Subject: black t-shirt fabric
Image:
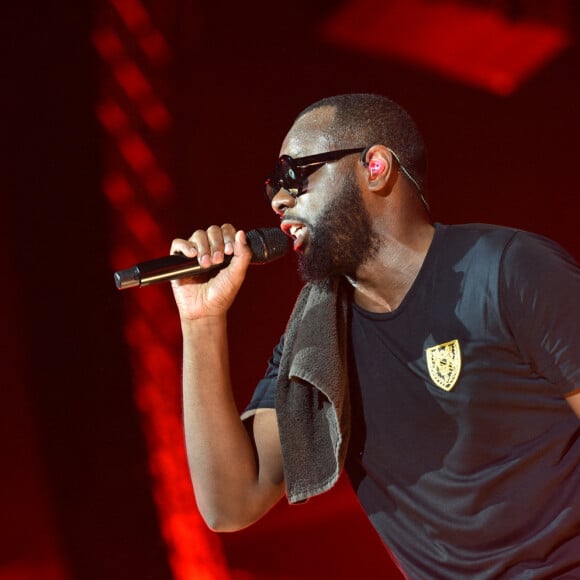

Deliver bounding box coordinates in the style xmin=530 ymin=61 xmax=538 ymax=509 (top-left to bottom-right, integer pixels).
xmin=244 ymin=223 xmax=580 ymax=578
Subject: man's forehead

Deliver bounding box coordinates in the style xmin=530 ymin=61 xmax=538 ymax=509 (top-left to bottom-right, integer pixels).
xmin=280 ymin=106 xmax=336 ymax=157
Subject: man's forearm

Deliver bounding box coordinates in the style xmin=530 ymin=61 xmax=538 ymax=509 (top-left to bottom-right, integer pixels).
xmin=181 ymin=315 xmax=277 ymax=530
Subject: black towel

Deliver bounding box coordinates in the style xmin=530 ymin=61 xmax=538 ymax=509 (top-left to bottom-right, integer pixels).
xmin=276 ymin=278 xmax=351 ymax=504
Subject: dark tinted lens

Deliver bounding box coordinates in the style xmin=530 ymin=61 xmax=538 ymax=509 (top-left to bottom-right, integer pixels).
xmin=279 ymin=156 xmax=301 ymax=191
xmin=264 ymin=156 xmax=302 ymax=202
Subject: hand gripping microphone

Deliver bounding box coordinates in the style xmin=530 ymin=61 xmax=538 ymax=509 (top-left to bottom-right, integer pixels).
xmin=114 ymin=227 xmax=290 ymax=290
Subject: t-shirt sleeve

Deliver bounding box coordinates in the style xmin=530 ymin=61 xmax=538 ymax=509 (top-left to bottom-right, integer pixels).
xmin=500 ymin=231 xmax=580 ymax=395
xmin=240 ymin=335 xmax=284 ymax=420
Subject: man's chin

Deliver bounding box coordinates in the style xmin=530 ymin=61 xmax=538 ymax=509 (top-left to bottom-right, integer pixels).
xmin=297 ymin=254 xmax=320 ymax=283
xmin=297 ymin=254 xmax=341 ymax=283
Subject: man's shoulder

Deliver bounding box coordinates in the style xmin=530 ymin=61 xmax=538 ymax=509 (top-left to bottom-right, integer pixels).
xmin=441 ymin=222 xmax=520 ymax=242
xmin=439 ymin=222 xmax=578 ymax=280
xmin=434 ymin=222 xmax=521 ymax=264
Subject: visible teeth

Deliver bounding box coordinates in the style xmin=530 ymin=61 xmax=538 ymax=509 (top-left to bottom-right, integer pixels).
xmin=290 ymin=225 xmax=301 ymax=238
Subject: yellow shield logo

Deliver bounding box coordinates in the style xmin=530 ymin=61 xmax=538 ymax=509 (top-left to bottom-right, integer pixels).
xmin=425 ymin=340 xmax=461 ymax=391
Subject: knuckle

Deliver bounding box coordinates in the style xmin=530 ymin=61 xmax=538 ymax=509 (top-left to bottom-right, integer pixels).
xmin=221 ymin=223 xmax=236 ymax=240
xmin=207 ymin=225 xmax=225 ymax=249
xmin=191 ymin=230 xmax=210 ymax=249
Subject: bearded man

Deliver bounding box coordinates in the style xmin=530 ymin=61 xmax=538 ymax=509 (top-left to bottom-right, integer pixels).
xmin=170 ymin=94 xmax=580 ymax=578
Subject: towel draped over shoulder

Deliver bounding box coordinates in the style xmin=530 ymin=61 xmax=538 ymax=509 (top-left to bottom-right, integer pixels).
xmin=275 ymin=278 xmax=351 ymax=504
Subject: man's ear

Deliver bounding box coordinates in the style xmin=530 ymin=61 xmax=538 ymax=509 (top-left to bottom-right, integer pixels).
xmin=361 ymin=145 xmax=394 ymax=191
xmin=369 ymin=158 xmax=386 ymax=178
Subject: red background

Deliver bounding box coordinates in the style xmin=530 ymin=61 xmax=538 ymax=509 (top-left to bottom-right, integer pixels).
xmin=2 ymin=1 xmax=579 ymax=578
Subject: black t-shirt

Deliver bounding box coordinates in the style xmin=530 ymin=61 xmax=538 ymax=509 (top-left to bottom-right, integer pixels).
xmin=245 ymin=223 xmax=580 ymax=578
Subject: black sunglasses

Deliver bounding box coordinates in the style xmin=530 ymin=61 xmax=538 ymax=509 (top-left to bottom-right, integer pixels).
xmin=264 ymin=147 xmax=365 ymax=202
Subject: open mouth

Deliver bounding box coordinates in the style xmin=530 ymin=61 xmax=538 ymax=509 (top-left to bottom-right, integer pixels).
xmin=281 ymin=221 xmax=308 ymax=252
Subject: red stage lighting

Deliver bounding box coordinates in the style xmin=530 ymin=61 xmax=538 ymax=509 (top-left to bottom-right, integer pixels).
xmin=322 ymin=0 xmax=573 ymax=95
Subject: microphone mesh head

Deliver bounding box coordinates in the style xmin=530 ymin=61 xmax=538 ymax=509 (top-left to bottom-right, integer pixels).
xmin=247 ymin=228 xmax=290 ymax=264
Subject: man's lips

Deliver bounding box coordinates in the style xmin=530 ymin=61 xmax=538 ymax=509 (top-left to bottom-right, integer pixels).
xmin=281 ymin=221 xmax=308 ymax=252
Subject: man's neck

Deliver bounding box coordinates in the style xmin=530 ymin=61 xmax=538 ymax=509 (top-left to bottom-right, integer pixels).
xmin=350 ymin=221 xmax=435 ymax=313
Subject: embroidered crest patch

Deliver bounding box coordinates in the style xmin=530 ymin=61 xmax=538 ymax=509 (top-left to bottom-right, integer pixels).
xmin=425 ymin=339 xmax=461 ymax=391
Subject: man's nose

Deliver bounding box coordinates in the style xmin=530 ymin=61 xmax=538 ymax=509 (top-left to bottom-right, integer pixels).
xmin=271 ymin=189 xmax=297 ymax=216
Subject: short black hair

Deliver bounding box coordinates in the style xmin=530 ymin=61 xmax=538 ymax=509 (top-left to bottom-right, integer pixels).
xmin=297 ymin=93 xmax=427 ymax=189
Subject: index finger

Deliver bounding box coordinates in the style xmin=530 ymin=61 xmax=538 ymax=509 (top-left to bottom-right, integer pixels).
xmin=220 ymin=223 xmax=237 ymax=256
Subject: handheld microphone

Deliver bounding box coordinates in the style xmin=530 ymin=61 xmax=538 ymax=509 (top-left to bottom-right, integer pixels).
xmin=114 ymin=227 xmax=290 ymax=290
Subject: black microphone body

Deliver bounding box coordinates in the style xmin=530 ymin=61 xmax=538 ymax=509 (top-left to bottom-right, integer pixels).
xmin=114 ymin=227 xmax=290 ymax=290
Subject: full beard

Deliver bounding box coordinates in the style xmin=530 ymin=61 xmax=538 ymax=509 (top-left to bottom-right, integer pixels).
xmin=297 ymin=177 xmax=379 ymax=283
